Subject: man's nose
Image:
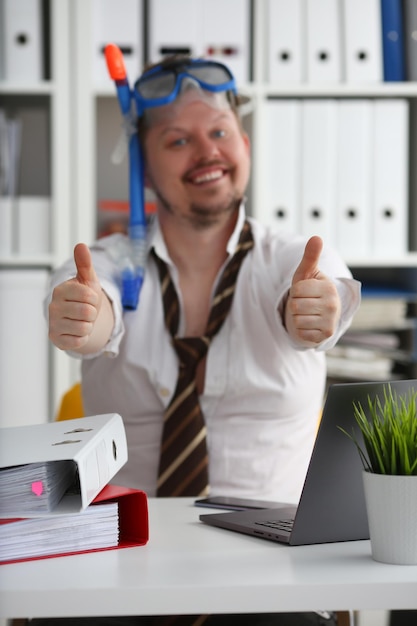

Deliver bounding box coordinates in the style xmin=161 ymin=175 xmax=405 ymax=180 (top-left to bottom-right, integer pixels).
xmin=194 ymin=134 xmax=220 ymax=158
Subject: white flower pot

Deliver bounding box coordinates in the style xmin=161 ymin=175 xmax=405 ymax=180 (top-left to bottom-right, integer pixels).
xmin=363 ymin=471 xmax=417 ymax=565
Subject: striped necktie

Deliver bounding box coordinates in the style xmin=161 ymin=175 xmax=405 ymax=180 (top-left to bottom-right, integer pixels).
xmin=152 ymin=220 xmax=254 ymax=497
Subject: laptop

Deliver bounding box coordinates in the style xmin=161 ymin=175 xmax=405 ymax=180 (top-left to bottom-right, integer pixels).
xmin=199 ymin=379 xmax=417 ymax=546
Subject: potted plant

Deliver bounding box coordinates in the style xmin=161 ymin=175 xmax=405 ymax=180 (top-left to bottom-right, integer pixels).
xmin=341 ymin=383 xmax=417 ymax=565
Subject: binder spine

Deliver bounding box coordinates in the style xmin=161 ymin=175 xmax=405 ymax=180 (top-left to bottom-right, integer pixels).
xmin=380 ymin=0 xmax=406 ymax=81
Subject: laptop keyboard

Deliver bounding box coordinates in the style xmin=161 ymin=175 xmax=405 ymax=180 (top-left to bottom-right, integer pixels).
xmin=255 ymin=518 xmax=294 ymax=533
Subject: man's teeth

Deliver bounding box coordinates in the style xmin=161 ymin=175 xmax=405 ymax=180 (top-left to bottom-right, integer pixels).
xmin=193 ymin=170 xmax=223 ymax=184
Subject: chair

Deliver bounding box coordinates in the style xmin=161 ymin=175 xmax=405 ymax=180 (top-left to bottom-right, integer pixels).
xmin=55 ymin=381 xmax=84 ymax=421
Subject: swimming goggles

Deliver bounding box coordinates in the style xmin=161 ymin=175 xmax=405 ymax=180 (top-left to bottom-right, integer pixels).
xmin=133 ymin=58 xmax=237 ymax=115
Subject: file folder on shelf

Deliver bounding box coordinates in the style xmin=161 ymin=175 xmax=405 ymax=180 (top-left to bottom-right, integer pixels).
xmin=148 ymin=0 xmax=201 ymax=61
xmin=335 ymin=100 xmax=373 ymax=258
xmin=300 ymin=100 xmax=338 ymax=243
xmin=0 ymin=414 xmax=128 ymax=517
xmin=305 ymin=0 xmax=342 ymax=83
xmin=0 ymin=197 xmax=13 ymax=256
xmin=342 ymin=0 xmax=383 ymax=83
xmin=0 ymin=109 xmax=21 ymax=256
xmin=0 ymin=269 xmax=49 ymax=428
xmin=17 ymin=196 xmax=51 ymax=255
xmin=149 ymin=0 xmax=250 ymax=83
xmin=201 ymin=0 xmax=250 ymax=84
xmin=403 ymin=0 xmax=417 ymax=81
xmin=0 ymin=484 xmax=149 ymax=565
xmin=92 ymin=0 xmax=143 ymax=87
xmin=1 ymin=0 xmax=43 ymax=82
xmin=266 ymin=0 xmax=304 ymax=83
xmin=17 ymin=104 xmax=50 ymax=198
xmin=372 ymin=99 xmax=408 ymax=257
xmin=380 ymin=0 xmax=406 ymax=81
xmin=261 ymin=99 xmax=301 ymax=233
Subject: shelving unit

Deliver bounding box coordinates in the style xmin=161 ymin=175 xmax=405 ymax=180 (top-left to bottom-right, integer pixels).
xmin=1 ymin=0 xmax=416 ymax=418
xmin=0 ymin=0 xmax=75 ymax=419
xmin=0 ymin=2 xmax=73 ymax=267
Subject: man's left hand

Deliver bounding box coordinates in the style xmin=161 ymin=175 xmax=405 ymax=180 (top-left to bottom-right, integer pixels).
xmin=285 ymin=236 xmax=341 ymax=348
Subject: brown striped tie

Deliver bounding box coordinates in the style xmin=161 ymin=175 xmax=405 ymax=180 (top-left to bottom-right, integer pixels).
xmin=152 ymin=220 xmax=254 ymax=497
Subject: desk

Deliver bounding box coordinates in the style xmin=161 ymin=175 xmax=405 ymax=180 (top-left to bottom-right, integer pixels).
xmin=1 ymin=498 xmax=416 ymax=619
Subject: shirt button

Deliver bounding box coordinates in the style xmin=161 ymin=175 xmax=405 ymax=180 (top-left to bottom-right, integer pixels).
xmin=159 ymin=387 xmax=170 ymax=397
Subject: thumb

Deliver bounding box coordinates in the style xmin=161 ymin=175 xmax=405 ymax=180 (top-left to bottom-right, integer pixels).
xmin=291 ymin=236 xmax=323 ymax=285
xmin=74 ymin=243 xmax=99 ymax=286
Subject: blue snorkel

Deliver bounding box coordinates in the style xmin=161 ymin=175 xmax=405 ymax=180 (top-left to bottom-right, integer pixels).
xmin=104 ymin=48 xmax=241 ymax=310
xmin=105 ymin=44 xmax=147 ymax=310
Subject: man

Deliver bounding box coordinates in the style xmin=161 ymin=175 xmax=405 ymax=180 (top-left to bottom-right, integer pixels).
xmin=44 ymin=55 xmax=360 ymax=625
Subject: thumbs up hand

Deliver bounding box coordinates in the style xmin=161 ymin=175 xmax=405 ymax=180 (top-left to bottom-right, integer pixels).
xmin=48 ymin=244 xmax=113 ymax=353
xmin=284 ymin=236 xmax=341 ymax=347
xmin=74 ymin=242 xmax=102 ymax=290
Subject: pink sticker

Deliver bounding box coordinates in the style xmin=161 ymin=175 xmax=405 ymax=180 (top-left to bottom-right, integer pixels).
xmin=32 ymin=481 xmax=44 ymax=496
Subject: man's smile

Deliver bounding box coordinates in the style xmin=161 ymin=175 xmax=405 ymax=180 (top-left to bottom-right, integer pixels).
xmin=186 ymin=166 xmax=228 ymax=186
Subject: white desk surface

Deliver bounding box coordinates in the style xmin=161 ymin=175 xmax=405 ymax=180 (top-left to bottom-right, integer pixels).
xmin=1 ymin=498 xmax=416 ymax=619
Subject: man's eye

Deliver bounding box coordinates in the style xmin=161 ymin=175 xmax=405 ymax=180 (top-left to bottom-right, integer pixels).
xmin=171 ymin=137 xmax=187 ymax=147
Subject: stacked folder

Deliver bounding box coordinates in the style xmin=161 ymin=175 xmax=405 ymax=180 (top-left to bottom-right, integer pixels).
xmin=266 ymin=0 xmax=416 ymax=83
xmin=327 ymin=288 xmax=417 ymax=382
xmin=90 ymin=0 xmax=251 ymax=86
xmin=261 ymin=98 xmax=409 ymax=259
xmin=0 ymin=414 xmax=149 ymax=564
xmin=0 ymin=0 xmax=44 ymax=82
xmin=0 ymin=106 xmax=51 ymax=258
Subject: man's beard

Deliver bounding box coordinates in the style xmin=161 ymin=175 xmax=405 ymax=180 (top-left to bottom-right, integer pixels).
xmin=154 ymin=188 xmax=242 ymax=230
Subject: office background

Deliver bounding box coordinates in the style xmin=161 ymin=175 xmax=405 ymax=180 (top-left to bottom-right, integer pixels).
xmin=0 ymin=1 xmax=416 ymax=624
xmin=1 ymin=0 xmax=416 ymax=431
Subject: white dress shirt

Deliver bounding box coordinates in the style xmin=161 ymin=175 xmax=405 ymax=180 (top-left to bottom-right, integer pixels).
xmin=46 ymin=206 xmax=361 ymax=504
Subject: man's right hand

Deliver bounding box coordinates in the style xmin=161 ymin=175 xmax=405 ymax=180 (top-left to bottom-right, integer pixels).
xmin=48 ymin=243 xmax=113 ymax=353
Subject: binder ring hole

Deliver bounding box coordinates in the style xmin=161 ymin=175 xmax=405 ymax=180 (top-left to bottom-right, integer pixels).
xmin=382 ymin=207 xmax=394 ymax=219
xmin=310 ymin=208 xmax=322 ymax=219
xmin=318 ymin=51 xmax=329 ymax=62
xmin=275 ymin=207 xmax=287 ymax=219
xmin=101 ymin=44 xmax=133 ymax=56
xmin=358 ymin=51 xmax=368 ymax=61
xmin=280 ymin=51 xmax=291 ymax=62
xmin=346 ymin=208 xmax=358 ymax=219
xmin=16 ymin=33 xmax=29 ymax=46
xmin=160 ymin=46 xmax=192 ymax=55
xmin=112 ymin=440 xmax=118 ymax=460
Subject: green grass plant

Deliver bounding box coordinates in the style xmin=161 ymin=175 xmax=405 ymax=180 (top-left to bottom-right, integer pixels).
xmin=340 ymin=384 xmax=417 ymax=476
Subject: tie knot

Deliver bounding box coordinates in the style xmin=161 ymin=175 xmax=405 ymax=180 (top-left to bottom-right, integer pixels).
xmin=172 ymin=336 xmax=210 ymax=369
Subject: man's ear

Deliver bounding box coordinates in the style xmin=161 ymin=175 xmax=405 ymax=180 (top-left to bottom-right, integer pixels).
xmin=144 ymin=168 xmax=153 ymax=190
xmin=242 ymin=131 xmax=251 ymax=155
xmin=242 ymin=131 xmax=251 ymax=154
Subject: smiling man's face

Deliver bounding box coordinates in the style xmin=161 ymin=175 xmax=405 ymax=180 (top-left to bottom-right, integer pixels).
xmin=143 ymin=92 xmax=251 ymax=229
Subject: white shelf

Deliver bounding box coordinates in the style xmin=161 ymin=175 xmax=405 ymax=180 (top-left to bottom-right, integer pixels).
xmin=252 ymin=82 xmax=417 ymax=97
xmin=0 ymin=255 xmax=55 ymax=268
xmin=96 ymin=81 xmax=417 ymax=99
xmin=347 ymin=254 xmax=417 ymax=268
xmin=0 ymin=81 xmax=55 ymax=95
